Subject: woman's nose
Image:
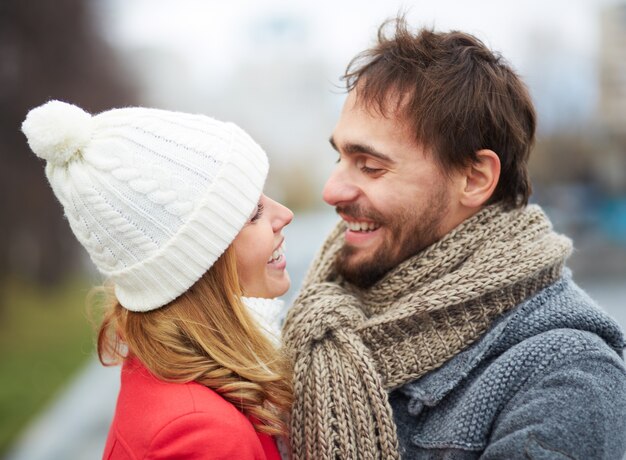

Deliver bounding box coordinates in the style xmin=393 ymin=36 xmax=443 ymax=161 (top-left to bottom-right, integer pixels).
xmin=268 ymin=197 xmax=293 ymax=231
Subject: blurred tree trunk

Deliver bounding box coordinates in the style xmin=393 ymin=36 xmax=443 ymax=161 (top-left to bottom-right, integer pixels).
xmin=0 ymin=0 xmax=137 ymax=286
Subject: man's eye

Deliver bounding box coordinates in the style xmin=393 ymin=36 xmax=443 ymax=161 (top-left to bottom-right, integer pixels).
xmin=361 ymin=165 xmax=383 ymax=174
xmin=355 ymin=157 xmax=384 ymax=175
xmin=359 ymin=160 xmax=385 ymax=174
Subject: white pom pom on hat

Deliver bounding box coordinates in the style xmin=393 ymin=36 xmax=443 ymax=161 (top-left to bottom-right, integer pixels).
xmin=21 ymin=100 xmax=93 ymax=167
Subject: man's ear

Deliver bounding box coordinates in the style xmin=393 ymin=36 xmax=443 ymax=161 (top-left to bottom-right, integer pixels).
xmin=460 ymin=149 xmax=501 ymax=208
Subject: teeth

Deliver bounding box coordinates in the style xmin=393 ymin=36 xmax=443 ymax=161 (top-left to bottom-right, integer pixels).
xmin=346 ymin=221 xmax=379 ymax=232
xmin=268 ymin=242 xmax=285 ymax=263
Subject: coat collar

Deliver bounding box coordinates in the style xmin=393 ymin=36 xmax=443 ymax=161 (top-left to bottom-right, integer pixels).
xmin=398 ymin=270 xmax=625 ymax=410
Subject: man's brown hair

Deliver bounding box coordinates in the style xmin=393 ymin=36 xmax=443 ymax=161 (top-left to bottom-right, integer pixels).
xmin=344 ymin=17 xmax=536 ymax=208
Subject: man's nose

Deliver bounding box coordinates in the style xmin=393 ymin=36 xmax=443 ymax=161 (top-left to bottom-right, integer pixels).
xmin=322 ymin=166 xmax=360 ymax=206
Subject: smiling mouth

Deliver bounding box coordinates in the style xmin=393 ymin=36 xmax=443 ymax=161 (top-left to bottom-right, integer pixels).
xmin=268 ymin=241 xmax=285 ymax=263
xmin=344 ymin=219 xmax=381 ymax=233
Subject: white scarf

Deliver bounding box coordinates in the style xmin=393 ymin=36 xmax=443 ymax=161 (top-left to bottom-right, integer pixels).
xmin=242 ymin=296 xmax=285 ymax=345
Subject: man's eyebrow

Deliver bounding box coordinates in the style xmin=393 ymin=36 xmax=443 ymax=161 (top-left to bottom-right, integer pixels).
xmin=328 ymin=136 xmax=395 ymax=164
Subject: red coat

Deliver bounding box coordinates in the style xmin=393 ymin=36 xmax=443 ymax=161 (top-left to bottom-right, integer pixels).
xmin=103 ymin=357 xmax=282 ymax=459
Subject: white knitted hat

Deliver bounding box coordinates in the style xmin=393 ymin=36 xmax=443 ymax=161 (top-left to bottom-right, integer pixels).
xmin=22 ymin=100 xmax=268 ymax=312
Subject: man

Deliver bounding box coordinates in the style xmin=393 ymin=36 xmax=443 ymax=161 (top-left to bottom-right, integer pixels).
xmin=282 ymin=17 xmax=626 ymax=459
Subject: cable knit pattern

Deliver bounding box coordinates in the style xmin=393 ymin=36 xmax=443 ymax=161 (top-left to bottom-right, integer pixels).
xmin=22 ymin=101 xmax=268 ymax=311
xmin=282 ymin=204 xmax=572 ymax=460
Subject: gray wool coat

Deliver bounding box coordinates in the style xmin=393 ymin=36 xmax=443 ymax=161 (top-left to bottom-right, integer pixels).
xmin=389 ymin=272 xmax=626 ymax=459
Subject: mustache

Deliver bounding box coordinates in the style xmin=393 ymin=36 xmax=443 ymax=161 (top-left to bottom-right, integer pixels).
xmin=336 ymin=204 xmax=384 ymax=222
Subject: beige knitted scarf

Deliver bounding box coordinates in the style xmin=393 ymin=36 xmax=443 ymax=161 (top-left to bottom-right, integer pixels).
xmin=282 ymin=204 xmax=572 ymax=459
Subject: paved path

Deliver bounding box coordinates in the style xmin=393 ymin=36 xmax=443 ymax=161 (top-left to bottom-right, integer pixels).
xmin=5 ymin=211 xmax=626 ymax=460
xmin=5 ymin=360 xmax=119 ymax=460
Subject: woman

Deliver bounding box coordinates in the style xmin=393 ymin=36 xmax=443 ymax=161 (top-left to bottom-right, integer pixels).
xmin=22 ymin=100 xmax=294 ymax=459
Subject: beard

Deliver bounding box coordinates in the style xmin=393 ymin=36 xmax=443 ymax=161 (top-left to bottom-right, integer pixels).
xmin=334 ymin=187 xmax=449 ymax=289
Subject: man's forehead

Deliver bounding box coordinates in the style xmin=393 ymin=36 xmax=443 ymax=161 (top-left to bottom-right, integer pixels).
xmin=338 ymin=92 xmax=414 ymax=141
xmin=332 ymin=98 xmax=434 ymax=168
xmin=347 ymin=83 xmax=411 ymax=119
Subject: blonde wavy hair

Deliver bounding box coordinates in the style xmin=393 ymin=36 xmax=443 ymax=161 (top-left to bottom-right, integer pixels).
xmin=94 ymin=246 xmax=293 ymax=435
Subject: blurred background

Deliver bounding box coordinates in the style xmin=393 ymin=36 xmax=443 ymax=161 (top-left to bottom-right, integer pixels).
xmin=1 ymin=0 xmax=625 ymax=458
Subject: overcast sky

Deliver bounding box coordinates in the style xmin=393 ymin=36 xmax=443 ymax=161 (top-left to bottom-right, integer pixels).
xmin=101 ymin=0 xmax=617 ymax=67
xmin=93 ymin=0 xmax=624 ymax=147
xmin=98 ymin=0 xmax=622 ymax=128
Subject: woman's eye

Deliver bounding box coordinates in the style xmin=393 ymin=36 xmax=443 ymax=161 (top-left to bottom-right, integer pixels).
xmin=249 ymin=203 xmax=264 ymax=223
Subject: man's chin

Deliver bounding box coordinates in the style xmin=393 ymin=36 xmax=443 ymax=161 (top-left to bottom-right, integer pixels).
xmin=335 ymin=248 xmax=393 ymax=289
xmin=339 ymin=245 xmax=371 ymax=270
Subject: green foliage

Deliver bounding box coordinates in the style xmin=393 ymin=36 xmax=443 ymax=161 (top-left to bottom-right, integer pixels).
xmin=0 ymin=277 xmax=95 ymax=456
